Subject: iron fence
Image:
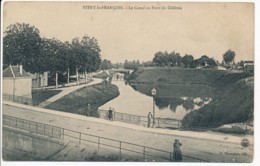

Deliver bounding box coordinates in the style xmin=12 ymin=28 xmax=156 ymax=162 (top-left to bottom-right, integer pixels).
xmin=98 ymin=109 xmax=181 ymax=128
xmin=2 ymin=114 xmax=208 ymax=162
xmin=3 ymin=115 xmax=63 ymax=140
xmin=3 ymin=93 xmax=183 ymax=129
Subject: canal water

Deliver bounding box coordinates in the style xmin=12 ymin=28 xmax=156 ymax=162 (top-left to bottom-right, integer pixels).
xmin=99 ymin=78 xmax=214 ymax=120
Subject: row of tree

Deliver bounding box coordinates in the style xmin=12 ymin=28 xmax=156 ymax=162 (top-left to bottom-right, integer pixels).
xmin=3 ymin=23 xmax=102 ymax=87
xmin=152 ymin=50 xmax=236 ymax=68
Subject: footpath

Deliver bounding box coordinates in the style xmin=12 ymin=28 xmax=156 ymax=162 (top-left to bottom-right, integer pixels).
xmin=38 ymin=78 xmax=102 ymax=107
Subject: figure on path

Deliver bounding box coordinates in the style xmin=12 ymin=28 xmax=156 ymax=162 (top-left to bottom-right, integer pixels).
xmin=173 ymin=139 xmax=183 ymax=161
xmin=147 ymin=112 xmax=153 ymax=127
xmin=108 ymin=107 xmax=114 ymax=121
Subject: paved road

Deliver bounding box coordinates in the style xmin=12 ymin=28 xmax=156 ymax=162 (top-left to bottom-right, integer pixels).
xmin=2 ymin=102 xmax=253 ymax=162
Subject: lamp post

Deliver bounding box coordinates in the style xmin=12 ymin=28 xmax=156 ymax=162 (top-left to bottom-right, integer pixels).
xmin=151 ymin=87 xmax=157 ymax=128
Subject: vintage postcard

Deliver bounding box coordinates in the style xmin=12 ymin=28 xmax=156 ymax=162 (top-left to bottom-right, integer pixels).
xmin=1 ymin=0 xmax=255 ymax=164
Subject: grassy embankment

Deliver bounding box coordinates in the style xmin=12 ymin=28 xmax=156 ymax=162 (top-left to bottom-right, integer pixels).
xmin=45 ymin=81 xmax=119 ymax=115
xmin=126 ymin=67 xmax=253 ymax=129
xmin=32 ymin=89 xmax=62 ymax=105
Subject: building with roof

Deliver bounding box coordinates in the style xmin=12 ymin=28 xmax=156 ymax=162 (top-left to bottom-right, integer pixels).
xmin=3 ymin=65 xmax=32 ymax=98
xmin=243 ymin=61 xmax=254 ymax=74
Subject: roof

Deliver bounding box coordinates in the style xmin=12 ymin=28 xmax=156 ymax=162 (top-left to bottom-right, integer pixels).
xmin=3 ymin=65 xmax=31 ymax=78
xmin=244 ymin=61 xmax=254 ymax=63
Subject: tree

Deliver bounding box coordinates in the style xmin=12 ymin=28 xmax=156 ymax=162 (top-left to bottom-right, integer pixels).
xmin=182 ymin=54 xmax=194 ymax=68
xmin=41 ymin=38 xmax=65 ymax=88
xmin=207 ymin=58 xmax=217 ymax=68
xmin=3 ymin=23 xmax=42 ymax=73
xmin=199 ymin=55 xmax=210 ymax=66
xmin=100 ymin=59 xmax=113 ymax=70
xmin=223 ymin=49 xmax=236 ymax=65
xmin=153 ymin=51 xmax=165 ymax=66
xmin=71 ymin=35 xmax=101 ymax=85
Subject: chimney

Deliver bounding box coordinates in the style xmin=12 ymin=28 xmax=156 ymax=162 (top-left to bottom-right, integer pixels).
xmin=19 ymin=65 xmax=23 ymax=75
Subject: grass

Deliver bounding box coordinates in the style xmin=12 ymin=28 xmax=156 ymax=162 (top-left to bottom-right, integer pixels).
xmin=46 ymin=81 xmax=119 ymax=115
xmin=32 ymin=89 xmax=62 ymax=105
xmin=126 ymin=67 xmax=253 ymax=129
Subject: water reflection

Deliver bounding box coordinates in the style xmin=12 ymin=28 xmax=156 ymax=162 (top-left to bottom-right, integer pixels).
xmin=132 ymin=83 xmax=213 ymax=112
xmin=153 ymin=97 xmax=212 ymax=113
xmin=99 ymin=81 xmax=213 ymax=120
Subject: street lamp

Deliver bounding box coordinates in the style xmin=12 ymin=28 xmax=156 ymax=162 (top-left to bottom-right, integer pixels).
xmin=151 ymin=87 xmax=157 ymax=128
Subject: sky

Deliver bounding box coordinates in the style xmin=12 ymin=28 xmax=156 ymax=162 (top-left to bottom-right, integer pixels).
xmin=3 ymin=2 xmax=254 ymax=63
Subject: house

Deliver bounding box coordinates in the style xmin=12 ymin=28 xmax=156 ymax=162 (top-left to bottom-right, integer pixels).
xmin=243 ymin=61 xmax=254 ymax=74
xmin=3 ymin=65 xmax=32 ymax=98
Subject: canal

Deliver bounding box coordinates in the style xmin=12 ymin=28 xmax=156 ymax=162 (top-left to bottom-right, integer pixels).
xmin=99 ymin=77 xmax=214 ymax=120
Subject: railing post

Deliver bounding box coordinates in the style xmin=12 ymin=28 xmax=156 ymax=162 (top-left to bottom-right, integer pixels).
xmin=79 ymin=132 xmax=81 ymax=145
xmin=143 ymin=146 xmax=146 ymax=160
xmin=62 ymin=128 xmax=64 ymax=140
xmin=119 ymin=141 xmax=122 ymax=156
xmin=36 ymin=123 xmax=38 ymax=134
xmin=98 ymin=137 xmax=100 ymax=150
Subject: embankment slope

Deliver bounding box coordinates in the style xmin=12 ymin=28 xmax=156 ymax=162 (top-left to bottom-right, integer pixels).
xmin=46 ymin=81 xmax=119 ymax=115
xmin=126 ymin=68 xmax=253 ymax=128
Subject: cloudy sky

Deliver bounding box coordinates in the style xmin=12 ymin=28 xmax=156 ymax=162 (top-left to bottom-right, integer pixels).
xmin=3 ymin=2 xmax=254 ymax=63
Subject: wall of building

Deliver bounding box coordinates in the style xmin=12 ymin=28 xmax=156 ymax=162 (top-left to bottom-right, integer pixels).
xmin=3 ymin=77 xmax=32 ymax=98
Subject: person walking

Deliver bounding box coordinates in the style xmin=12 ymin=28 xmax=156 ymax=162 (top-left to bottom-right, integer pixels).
xmin=87 ymin=104 xmax=91 ymax=116
xmin=108 ymin=107 xmax=113 ymax=121
xmin=173 ymin=139 xmax=183 ymax=161
xmin=147 ymin=112 xmax=153 ymax=127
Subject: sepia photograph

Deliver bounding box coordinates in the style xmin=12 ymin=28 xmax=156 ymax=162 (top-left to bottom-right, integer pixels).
xmin=1 ymin=0 xmax=256 ymax=164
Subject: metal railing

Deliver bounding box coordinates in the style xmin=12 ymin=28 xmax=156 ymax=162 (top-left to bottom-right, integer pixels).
xmin=3 ymin=93 xmax=183 ymax=129
xmin=98 ymin=109 xmax=181 ymax=128
xmin=3 ymin=115 xmax=63 ymax=140
xmin=2 ymin=114 xmax=208 ymax=162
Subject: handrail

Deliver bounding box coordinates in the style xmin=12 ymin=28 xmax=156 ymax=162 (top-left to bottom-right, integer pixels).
xmin=3 ymin=93 xmax=183 ymax=128
xmin=3 ymin=114 xmax=208 ymax=162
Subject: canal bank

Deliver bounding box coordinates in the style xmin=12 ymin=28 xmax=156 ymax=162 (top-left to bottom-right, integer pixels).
xmin=125 ymin=67 xmax=253 ymax=128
